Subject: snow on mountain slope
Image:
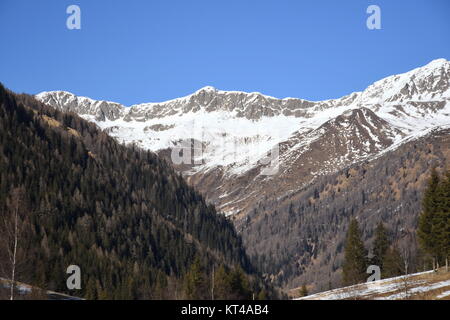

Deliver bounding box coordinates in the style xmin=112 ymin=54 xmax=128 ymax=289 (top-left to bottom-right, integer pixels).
xmin=36 ymin=59 xmax=450 ymax=215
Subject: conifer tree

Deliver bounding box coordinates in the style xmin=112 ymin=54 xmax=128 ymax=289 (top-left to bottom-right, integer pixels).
xmin=418 ymin=168 xmax=448 ymax=269
xmin=435 ymin=171 xmax=450 ymax=269
xmin=228 ymin=267 xmax=251 ymax=300
xmin=342 ymin=218 xmax=368 ymax=285
xmin=183 ymin=256 xmax=209 ymax=299
xmin=418 ymin=169 xmax=439 ymax=260
xmin=372 ymin=222 xmax=389 ymax=270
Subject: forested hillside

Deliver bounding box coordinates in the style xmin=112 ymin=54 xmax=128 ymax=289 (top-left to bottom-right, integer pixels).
xmin=240 ymin=128 xmax=449 ymax=292
xmin=0 ymin=84 xmax=273 ymax=299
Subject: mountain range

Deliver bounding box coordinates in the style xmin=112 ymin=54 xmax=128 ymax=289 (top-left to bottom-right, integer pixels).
xmin=35 ymin=58 xmax=450 ymax=292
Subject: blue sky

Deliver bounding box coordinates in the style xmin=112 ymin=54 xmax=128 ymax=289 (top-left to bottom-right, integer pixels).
xmin=0 ymin=0 xmax=449 ymax=106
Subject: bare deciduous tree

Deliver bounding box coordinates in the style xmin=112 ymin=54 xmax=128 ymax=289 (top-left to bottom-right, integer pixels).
xmin=0 ymin=187 xmax=29 ymax=300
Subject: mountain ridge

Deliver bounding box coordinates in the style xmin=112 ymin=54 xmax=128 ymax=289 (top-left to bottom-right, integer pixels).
xmin=36 ymin=58 xmax=450 ymax=112
xmin=33 ymin=59 xmax=450 ymax=293
xmin=35 ymin=59 xmax=450 ymax=186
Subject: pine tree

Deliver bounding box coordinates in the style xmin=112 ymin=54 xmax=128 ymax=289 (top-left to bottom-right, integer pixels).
xmin=372 ymin=222 xmax=389 ymax=270
xmin=342 ymin=218 xmax=368 ymax=286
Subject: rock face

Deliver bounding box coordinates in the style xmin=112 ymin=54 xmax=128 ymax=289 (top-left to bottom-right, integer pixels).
xmin=36 ymin=59 xmax=450 ymax=292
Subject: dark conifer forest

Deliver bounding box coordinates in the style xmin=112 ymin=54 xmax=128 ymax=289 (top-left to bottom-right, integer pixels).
xmin=0 ymin=84 xmax=274 ymax=299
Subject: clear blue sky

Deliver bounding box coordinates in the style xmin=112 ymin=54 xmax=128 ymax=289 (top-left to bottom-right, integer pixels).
xmin=0 ymin=0 xmax=449 ymax=106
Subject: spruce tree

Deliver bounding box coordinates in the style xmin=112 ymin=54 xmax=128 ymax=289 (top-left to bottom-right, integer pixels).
xmin=435 ymin=171 xmax=450 ymax=269
xmin=372 ymin=222 xmax=389 ymax=270
xmin=418 ymin=169 xmax=439 ymax=254
xmin=342 ymin=218 xmax=368 ymax=286
xmin=418 ymin=168 xmax=445 ymax=268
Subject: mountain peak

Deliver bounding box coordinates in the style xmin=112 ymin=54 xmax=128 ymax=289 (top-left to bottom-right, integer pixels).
xmin=35 ymin=59 xmax=450 ymax=124
xmin=425 ymin=58 xmax=448 ymax=67
xmin=196 ymin=86 xmax=217 ymax=93
xmin=409 ymin=58 xmax=449 ymax=76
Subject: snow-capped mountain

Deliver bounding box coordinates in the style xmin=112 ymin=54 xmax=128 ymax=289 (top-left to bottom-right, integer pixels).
xmin=36 ymin=59 xmax=450 ymax=216
xmin=35 ymin=59 xmax=450 ymax=293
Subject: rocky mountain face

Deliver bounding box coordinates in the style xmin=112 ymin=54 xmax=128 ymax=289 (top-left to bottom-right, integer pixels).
xmin=36 ymin=59 xmax=450 ymax=292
